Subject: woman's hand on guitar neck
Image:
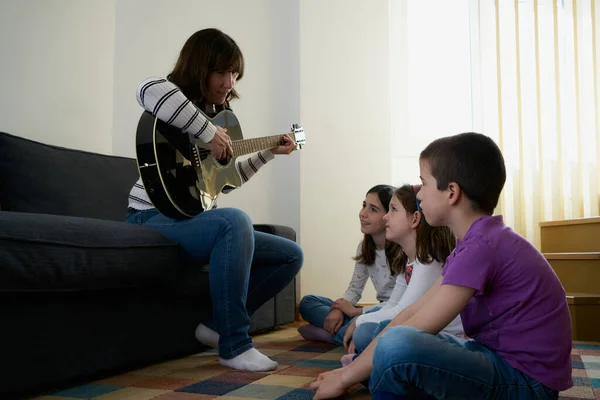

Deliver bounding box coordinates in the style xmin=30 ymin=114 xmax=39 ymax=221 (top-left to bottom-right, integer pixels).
xmin=207 ymin=126 xmax=233 ymax=160
xmin=271 ymin=135 xmax=297 ymax=155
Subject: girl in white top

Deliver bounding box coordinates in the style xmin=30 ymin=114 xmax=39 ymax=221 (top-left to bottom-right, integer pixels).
xmin=298 ymin=185 xmax=401 ymax=345
xmin=342 ymin=184 xmax=464 ymax=358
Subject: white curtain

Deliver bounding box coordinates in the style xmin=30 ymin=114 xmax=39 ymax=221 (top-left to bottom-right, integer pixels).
xmin=390 ymin=0 xmax=600 ymax=247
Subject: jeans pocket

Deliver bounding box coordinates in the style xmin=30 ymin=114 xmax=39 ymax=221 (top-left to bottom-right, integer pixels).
xmin=531 ymin=380 xmax=558 ymax=400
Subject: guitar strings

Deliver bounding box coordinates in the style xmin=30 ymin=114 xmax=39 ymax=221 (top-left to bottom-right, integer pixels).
xmin=195 ymin=136 xmax=286 ymax=158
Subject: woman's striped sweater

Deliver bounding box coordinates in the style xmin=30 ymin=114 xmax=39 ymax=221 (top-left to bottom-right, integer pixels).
xmin=128 ymin=77 xmax=274 ymax=211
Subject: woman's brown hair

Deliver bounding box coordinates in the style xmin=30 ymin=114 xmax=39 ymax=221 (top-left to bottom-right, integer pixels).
xmin=354 ymin=185 xmax=403 ymax=272
xmin=390 ymin=184 xmax=456 ymax=274
xmin=167 ymin=28 xmax=245 ymax=107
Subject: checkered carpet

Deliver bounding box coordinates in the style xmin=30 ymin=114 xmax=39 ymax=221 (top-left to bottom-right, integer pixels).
xmin=563 ymin=343 xmax=600 ymax=400
xmin=31 ymin=326 xmax=599 ymax=400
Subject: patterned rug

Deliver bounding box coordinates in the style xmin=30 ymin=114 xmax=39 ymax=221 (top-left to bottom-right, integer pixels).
xmin=31 ymin=325 xmax=599 ymax=400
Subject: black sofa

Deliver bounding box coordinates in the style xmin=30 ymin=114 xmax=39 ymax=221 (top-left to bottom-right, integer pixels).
xmin=0 ymin=132 xmax=297 ymax=398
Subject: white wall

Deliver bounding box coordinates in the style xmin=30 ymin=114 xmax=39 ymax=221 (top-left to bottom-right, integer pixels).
xmin=112 ymin=0 xmax=301 ymax=232
xmin=0 ymin=0 xmax=396 ymax=303
xmin=0 ymin=0 xmax=115 ymax=153
xmin=298 ymin=0 xmax=393 ymax=302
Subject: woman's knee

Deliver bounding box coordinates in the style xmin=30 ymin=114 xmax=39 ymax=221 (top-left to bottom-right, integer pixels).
xmin=286 ymin=240 xmax=304 ymax=272
xmin=215 ymin=208 xmax=252 ymax=228
xmin=269 ymin=235 xmax=303 ymax=266
xmin=209 ymin=208 xmax=254 ymax=240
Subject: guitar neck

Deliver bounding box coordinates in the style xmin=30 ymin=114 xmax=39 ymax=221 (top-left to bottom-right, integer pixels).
xmin=231 ymin=133 xmax=294 ymax=158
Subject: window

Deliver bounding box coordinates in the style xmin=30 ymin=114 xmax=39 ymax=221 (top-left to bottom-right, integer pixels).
xmin=390 ymin=0 xmax=600 ymax=246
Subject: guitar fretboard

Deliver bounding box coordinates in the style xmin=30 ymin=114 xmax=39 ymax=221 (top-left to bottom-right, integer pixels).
xmin=231 ymin=133 xmax=293 ymax=158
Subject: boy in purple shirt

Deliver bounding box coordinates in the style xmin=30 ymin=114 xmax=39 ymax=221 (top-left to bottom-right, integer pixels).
xmin=311 ymin=132 xmax=572 ymax=399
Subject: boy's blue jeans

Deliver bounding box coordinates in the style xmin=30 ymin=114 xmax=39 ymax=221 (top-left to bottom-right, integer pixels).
xmin=369 ymin=326 xmax=559 ymax=399
xmin=126 ymin=207 xmax=303 ymax=360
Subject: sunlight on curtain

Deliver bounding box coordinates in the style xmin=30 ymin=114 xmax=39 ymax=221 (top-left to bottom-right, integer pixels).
xmin=391 ymin=0 xmax=600 ymax=247
xmin=389 ymin=0 xmax=473 ymax=187
xmin=475 ymin=0 xmax=600 ymax=247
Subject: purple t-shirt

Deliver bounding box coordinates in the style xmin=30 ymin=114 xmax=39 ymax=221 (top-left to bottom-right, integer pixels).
xmin=441 ymin=215 xmax=573 ymax=391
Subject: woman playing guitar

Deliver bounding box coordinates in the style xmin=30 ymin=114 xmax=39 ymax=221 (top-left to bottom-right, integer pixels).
xmin=126 ymin=28 xmax=303 ymax=372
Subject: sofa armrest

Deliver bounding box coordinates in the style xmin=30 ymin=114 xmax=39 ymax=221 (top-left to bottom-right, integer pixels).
xmin=253 ymin=224 xmax=296 ymax=242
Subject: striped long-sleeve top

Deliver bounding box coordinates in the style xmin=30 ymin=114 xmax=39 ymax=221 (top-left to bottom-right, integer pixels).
xmin=128 ymin=77 xmax=274 ymax=210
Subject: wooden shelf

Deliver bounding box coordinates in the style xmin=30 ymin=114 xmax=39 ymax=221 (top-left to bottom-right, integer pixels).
xmin=544 ymin=252 xmax=600 ymax=260
xmin=566 ymin=293 xmax=600 ymax=305
xmin=540 ymin=216 xmax=600 ymax=227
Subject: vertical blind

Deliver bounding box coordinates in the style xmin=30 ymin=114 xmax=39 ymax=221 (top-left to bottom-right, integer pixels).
xmin=390 ymin=0 xmax=600 ymax=247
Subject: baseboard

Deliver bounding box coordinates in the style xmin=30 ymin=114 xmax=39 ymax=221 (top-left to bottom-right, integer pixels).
xmin=295 ymin=302 xmax=379 ymax=321
xmin=356 ymin=302 xmax=378 ymax=307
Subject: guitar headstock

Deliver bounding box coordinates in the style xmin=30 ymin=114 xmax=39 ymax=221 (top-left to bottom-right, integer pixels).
xmin=291 ymin=124 xmax=306 ymax=149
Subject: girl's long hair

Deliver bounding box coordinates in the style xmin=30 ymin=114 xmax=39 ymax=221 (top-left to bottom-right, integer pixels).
xmin=391 ymin=184 xmax=456 ymax=274
xmin=354 ymin=185 xmax=403 ymax=272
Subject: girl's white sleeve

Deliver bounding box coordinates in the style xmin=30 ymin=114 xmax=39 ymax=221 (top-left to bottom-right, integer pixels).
xmin=356 ymin=273 xmax=406 ymax=325
xmin=355 ymin=261 xmax=442 ymax=326
xmin=341 ymin=244 xmax=369 ymax=305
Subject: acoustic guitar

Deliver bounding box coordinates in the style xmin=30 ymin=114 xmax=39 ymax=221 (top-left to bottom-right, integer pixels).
xmin=135 ymin=110 xmax=305 ymax=219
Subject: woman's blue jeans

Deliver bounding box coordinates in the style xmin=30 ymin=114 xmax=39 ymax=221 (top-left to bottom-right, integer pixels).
xmin=369 ymin=326 xmax=559 ymax=399
xmin=126 ymin=207 xmax=303 ymax=359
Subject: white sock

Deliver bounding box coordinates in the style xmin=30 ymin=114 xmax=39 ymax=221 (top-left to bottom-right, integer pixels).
xmin=195 ymin=323 xmax=219 ymax=349
xmin=220 ymin=348 xmax=278 ymax=372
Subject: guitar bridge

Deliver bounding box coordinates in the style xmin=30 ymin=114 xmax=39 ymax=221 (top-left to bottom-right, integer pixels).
xmin=190 ymin=144 xmax=202 ymax=169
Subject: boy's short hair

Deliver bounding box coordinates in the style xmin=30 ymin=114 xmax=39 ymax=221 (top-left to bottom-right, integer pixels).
xmin=419 ymin=132 xmax=506 ymax=215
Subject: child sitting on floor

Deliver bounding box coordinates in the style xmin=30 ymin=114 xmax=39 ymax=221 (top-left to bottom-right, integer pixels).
xmin=298 ymin=185 xmax=400 ymax=346
xmin=311 ymin=132 xmax=572 ymax=400
xmin=342 ymin=184 xmax=463 ymax=363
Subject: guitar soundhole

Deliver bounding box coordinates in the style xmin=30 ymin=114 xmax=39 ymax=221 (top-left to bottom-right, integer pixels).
xmin=217 ymin=157 xmax=230 ymax=166
xmin=184 ymin=165 xmax=198 ymax=181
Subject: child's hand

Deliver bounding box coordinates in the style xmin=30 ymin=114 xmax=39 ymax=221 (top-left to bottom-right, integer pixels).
xmin=347 ymin=340 xmax=356 ymax=355
xmin=324 ymin=309 xmax=344 ymax=335
xmin=343 ymin=319 xmax=357 ymax=350
xmin=331 ymin=298 xmax=361 ymax=317
xmin=310 ymin=367 xmax=350 ymax=400
xmin=313 ymin=367 xmax=345 ymax=382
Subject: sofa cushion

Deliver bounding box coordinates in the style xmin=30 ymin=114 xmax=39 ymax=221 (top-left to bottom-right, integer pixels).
xmin=0 ymin=132 xmax=139 ymax=221
xmin=0 ymin=211 xmax=183 ymax=291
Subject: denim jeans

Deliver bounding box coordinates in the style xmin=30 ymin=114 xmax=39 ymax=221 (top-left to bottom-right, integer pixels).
xmin=126 ymin=207 xmax=303 ymax=359
xmin=369 ymin=326 xmax=559 ymax=400
xmin=298 ymin=295 xmax=380 ymax=346
xmin=353 ymin=319 xmax=389 ymax=354
xmin=298 ymin=295 xmax=354 ymax=345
